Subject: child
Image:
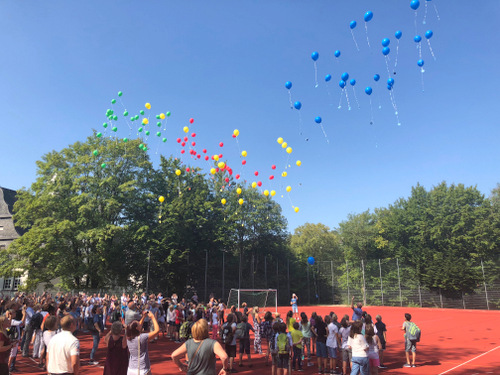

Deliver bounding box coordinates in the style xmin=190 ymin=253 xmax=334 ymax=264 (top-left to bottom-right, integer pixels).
xmin=339 ymin=317 xmax=351 ymax=375
xmin=374 ymin=315 xmax=387 ymax=368
xmin=291 ymin=322 xmax=304 ymax=371
xmin=238 ymin=315 xmax=254 ymax=367
xmin=299 ymin=312 xmax=313 ymax=367
xmin=365 ymin=326 xmax=381 ymax=375
xmin=270 ymin=322 xmax=280 ymax=375
xmin=277 ymin=322 xmax=292 ymax=375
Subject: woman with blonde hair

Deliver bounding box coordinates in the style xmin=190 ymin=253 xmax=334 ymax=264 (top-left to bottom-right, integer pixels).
xmin=0 ymin=315 xmax=15 ymax=375
xmin=172 ymin=319 xmax=228 ymax=375
xmin=250 ymin=307 xmax=262 ymax=355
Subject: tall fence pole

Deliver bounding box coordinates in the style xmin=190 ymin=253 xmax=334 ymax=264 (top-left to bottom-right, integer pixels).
xmin=331 ymin=260 xmax=335 ymax=305
xmin=396 ymin=258 xmax=403 ymax=307
xmin=418 ymin=282 xmax=422 ymax=307
xmin=287 ymin=259 xmax=290 ymax=300
xmin=361 ymin=259 xmax=367 ymax=306
xmin=346 ymin=260 xmax=350 ymax=304
xmin=264 ymin=256 xmax=267 ymax=289
xmin=222 ymin=251 xmax=225 ymax=300
xmin=307 ymin=265 xmax=311 ymax=305
xmin=439 ymin=288 xmax=443 ymax=309
xmin=378 ymin=259 xmax=384 ymax=306
xmin=481 ymin=259 xmax=490 ymax=310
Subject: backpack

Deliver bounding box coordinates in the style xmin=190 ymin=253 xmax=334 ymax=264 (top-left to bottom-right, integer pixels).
xmin=180 ymin=322 xmax=192 ymax=340
xmin=407 ymin=322 xmax=421 ymax=342
xmin=235 ymin=322 xmax=246 ymax=339
xmin=29 ymin=312 xmax=43 ymax=331
xmin=110 ymin=309 xmax=122 ymax=323
xmin=222 ymin=323 xmax=234 ymax=345
xmin=277 ymin=333 xmax=290 ymax=355
xmin=262 ymin=321 xmax=273 ymax=341
xmin=270 ymin=333 xmax=279 ymax=354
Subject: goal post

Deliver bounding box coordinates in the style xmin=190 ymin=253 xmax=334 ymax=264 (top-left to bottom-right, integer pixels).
xmin=227 ymin=289 xmax=278 ymax=313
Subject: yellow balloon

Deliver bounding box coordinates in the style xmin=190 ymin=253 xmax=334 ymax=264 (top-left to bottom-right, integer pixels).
xmin=221 ymin=198 xmax=226 ymax=205
xmin=159 ymin=196 xmax=165 ymax=203
xmin=286 ymin=186 xmax=292 ymax=192
xmin=264 ymin=190 xmax=269 ymax=196
xmin=238 ymin=198 xmax=244 ymax=205
xmin=270 ymin=190 xmax=276 ymax=197
xmin=210 ymin=168 xmax=216 ymax=175
xmin=175 ymin=169 xmax=181 ymax=176
xmin=282 ymin=142 xmax=288 ymax=149
xmin=241 ymin=150 xmax=247 ymax=157
xmin=142 ymin=118 xmax=149 ymax=125
xmin=277 ymin=137 xmax=284 ymax=144
xmin=286 ymin=147 xmax=292 ymax=154
xmin=218 ymin=162 xmax=226 ymax=169
xmin=294 ymin=207 xmax=300 ymax=213
xmin=251 ymin=182 xmax=257 ymax=188
xmin=214 ymin=155 xmax=220 ymax=161
xmin=145 ymin=103 xmax=151 ymax=109
xmin=236 ymin=188 xmax=242 ymax=195
xmin=282 ymin=171 xmax=288 ymax=177
xmin=296 ymin=160 xmax=302 ymax=167
xmin=160 ymin=113 xmax=166 ymax=119
xmin=233 ymin=129 xmax=239 ymax=137
xmin=183 ymin=126 xmax=189 ymax=133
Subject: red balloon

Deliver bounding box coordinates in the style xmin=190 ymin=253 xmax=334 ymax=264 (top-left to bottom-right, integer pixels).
xmin=186 ymin=167 xmax=190 ymax=172
xmin=181 ymin=142 xmax=186 ymax=147
xmin=219 ymin=142 xmax=224 ymax=147
xmin=232 ymin=134 xmax=236 ymax=138
xmin=254 ymin=171 xmax=259 ymax=176
xmin=219 ymin=154 xmax=223 ymax=158
xmin=215 ymin=168 xmax=220 ymax=172
xmin=242 ymin=160 xmax=246 ymax=165
xmin=181 ymin=150 xmax=185 ymax=154
xmin=235 ymin=174 xmax=240 ymax=179
xmin=191 ymin=133 xmax=196 ymax=137
xmin=189 ymin=118 xmax=194 ymax=124
xmin=227 ymin=168 xmax=233 ymax=175
xmin=204 ymin=156 xmax=209 ymax=161
xmin=191 ymin=142 xmax=196 ymax=146
xmin=177 ymin=138 xmax=181 ymax=143
xmin=225 ymin=177 xmax=229 ymax=183
xmin=184 ymin=137 xmax=188 ymax=142
xmin=197 ymin=154 xmax=201 ymax=159
xmin=271 ymin=165 xmax=276 ymax=170
xmin=269 ymin=175 xmax=274 ymax=180
xmin=257 ymin=181 xmax=262 ymax=187
xmin=211 ymin=155 xmax=215 ymax=160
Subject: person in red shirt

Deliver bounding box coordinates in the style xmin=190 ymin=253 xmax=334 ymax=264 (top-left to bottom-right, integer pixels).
xmin=175 ymin=305 xmax=184 ymax=343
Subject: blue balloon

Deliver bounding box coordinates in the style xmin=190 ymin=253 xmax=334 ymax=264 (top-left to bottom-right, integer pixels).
xmin=374 ymin=74 xmax=380 ymax=82
xmin=382 ymin=38 xmax=390 ymax=47
xmin=365 ymin=87 xmax=373 ymax=95
xmin=364 ymin=11 xmax=373 ymax=22
xmin=307 ymin=256 xmax=315 ymax=265
xmin=387 ymin=85 xmax=392 ymax=90
xmin=350 ymin=79 xmax=356 ymax=86
xmin=311 ymin=51 xmax=319 ymax=61
xmin=314 ymin=116 xmax=322 ymax=124
xmin=410 ymin=0 xmax=420 ymax=10
xmin=341 ymin=72 xmax=349 ymax=81
xmin=387 ymin=78 xmax=395 ymax=86
xmin=417 ymin=59 xmax=425 ymax=67
xmin=294 ymin=101 xmax=302 ymax=110
xmin=285 ymin=81 xmax=292 ymax=90
xmin=325 ymin=74 xmax=332 ymax=82
xmin=414 ymin=35 xmax=422 ymax=43
xmin=382 ymin=47 xmax=391 ymax=56
xmin=395 ymin=30 xmax=403 ymax=40
xmin=350 ymin=20 xmax=357 ymax=29
xmin=334 ymin=50 xmax=341 ymax=58
xmin=339 ymin=80 xmax=346 ymax=89
xmin=425 ymin=30 xmax=433 ymax=39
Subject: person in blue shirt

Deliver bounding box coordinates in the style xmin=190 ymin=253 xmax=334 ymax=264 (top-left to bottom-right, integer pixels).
xmin=350 ymin=296 xmax=364 ymax=321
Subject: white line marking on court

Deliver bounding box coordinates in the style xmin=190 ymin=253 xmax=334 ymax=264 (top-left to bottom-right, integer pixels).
xmin=438 ymin=345 xmax=500 ymax=374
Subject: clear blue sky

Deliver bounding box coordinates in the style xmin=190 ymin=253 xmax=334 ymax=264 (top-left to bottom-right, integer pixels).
xmin=1 ymin=0 xmax=500 ymax=232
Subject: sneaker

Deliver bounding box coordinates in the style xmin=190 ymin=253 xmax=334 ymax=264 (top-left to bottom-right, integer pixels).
xmin=298 ymin=369 xmax=304 ymax=372
xmin=412 ymin=364 xmax=416 ymax=367
xmin=403 ymin=363 xmax=412 ymax=368
xmin=88 ymin=360 xmax=99 ymax=366
xmin=378 ymin=365 xmax=387 ymax=369
xmin=308 ymin=363 xmax=315 ymax=367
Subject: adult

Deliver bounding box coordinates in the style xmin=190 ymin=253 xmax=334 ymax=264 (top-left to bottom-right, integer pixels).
xmin=172 ymin=319 xmax=228 ymax=375
xmin=402 ymin=313 xmax=417 ymax=368
xmin=124 ymin=301 xmax=141 ymax=326
xmin=290 ymin=294 xmax=299 ymax=319
xmin=46 ymin=315 xmax=80 ymax=375
xmin=89 ymin=305 xmax=104 ymax=365
xmin=21 ymin=299 xmax=35 ymax=357
xmin=0 ymin=315 xmax=16 ymax=375
xmin=250 ymin=307 xmax=262 ymax=355
xmin=347 ymin=321 xmax=369 ymax=375
xmin=350 ymin=296 xmax=363 ymax=322
xmin=126 ymin=310 xmax=160 ymax=375
xmin=103 ymin=321 xmax=128 ymax=375
xmin=374 ymin=315 xmax=387 ymax=369
xmin=41 ymin=316 xmax=58 ymax=370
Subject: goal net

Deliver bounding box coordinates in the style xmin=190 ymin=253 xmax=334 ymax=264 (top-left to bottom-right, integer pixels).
xmin=227 ymin=289 xmax=278 ymax=313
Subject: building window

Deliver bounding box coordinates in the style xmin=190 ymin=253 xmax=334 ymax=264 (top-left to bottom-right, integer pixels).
xmin=0 ymin=226 xmax=4 ymax=230
xmin=13 ymin=277 xmax=21 ymax=290
xmin=3 ymin=278 xmax=11 ymax=289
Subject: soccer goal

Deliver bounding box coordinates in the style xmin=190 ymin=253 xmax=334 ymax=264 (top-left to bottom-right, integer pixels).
xmin=227 ymin=289 xmax=278 ymax=313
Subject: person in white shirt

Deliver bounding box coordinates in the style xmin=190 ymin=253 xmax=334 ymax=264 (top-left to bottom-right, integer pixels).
xmin=347 ymin=321 xmax=369 ymax=375
xmin=47 ymin=315 xmax=80 ymax=375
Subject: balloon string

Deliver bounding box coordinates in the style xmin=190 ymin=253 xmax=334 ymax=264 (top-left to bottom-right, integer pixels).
xmin=344 ymin=89 xmax=351 ymax=111
xmin=389 ymin=89 xmax=401 ymax=126
xmin=433 ymin=3 xmax=441 ymax=20
xmin=414 ymin=11 xmax=418 ymax=35
xmin=420 ymin=67 xmax=425 ymax=92
xmin=297 ymin=111 xmax=304 ymax=137
xmin=319 ymin=124 xmax=329 ymax=144
xmin=418 ymin=43 xmax=422 ymax=60
xmin=119 ymin=98 xmax=133 ymax=132
xmin=352 ymin=87 xmax=360 ymax=109
xmin=338 ymin=90 xmax=343 ymax=109
xmin=427 ymin=40 xmax=436 ymax=60
xmin=377 ymin=87 xmax=382 ymax=110
xmin=384 ymin=56 xmax=391 ymax=77
xmin=288 ymin=90 xmax=293 ymax=109
xmin=369 ymin=97 xmax=374 ymax=125
xmin=350 ymin=29 xmax=360 ymax=51
xmin=394 ymin=41 xmax=400 ymax=69
xmin=364 ymin=23 xmax=371 ymax=49
xmin=423 ymin=1 xmax=428 ymax=25
xmin=314 ymin=62 xmax=319 ymax=88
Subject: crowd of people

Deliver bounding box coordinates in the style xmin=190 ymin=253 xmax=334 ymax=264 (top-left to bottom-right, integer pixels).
xmin=0 ymin=291 xmax=420 ymax=375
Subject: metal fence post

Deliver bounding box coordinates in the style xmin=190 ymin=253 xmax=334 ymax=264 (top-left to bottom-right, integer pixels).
xmin=378 ymin=259 xmax=384 ymax=306
xmin=331 ymin=260 xmax=334 ymax=305
xmin=396 ymin=258 xmax=403 ymax=307
xmin=418 ymin=282 xmax=422 ymax=307
xmin=439 ymin=288 xmax=443 ymax=309
xmin=481 ymin=259 xmax=490 ymax=310
xmin=361 ymin=259 xmax=367 ymax=306
xmin=346 ymin=260 xmax=350 ymax=304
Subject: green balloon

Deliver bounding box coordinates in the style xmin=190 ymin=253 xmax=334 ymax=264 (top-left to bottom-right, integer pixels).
xmin=166 ymin=111 xmax=171 ymax=117
xmin=118 ymin=91 xmax=123 ymax=97
xmin=139 ymin=144 xmax=144 ymax=149
xmin=111 ymin=99 xmax=116 ymax=104
xmin=157 ymin=122 xmax=161 ymax=127
xmin=110 ymin=110 xmax=114 ymax=115
xmin=101 ymin=163 xmax=107 ymax=168
xmin=123 ymin=138 xmax=128 ymax=142
xmin=123 ymin=111 xmax=129 ymax=116
xmin=113 ymin=115 xmax=118 ymax=121
xmin=140 ymin=110 xmax=145 ymax=115
xmin=93 ymin=150 xmax=99 ymax=156
xmin=106 ymin=109 xmax=112 ymax=115
xmin=156 ymin=132 xmax=161 ymax=137
xmin=130 ymin=117 xmax=135 ymax=121
xmin=145 ymin=131 xmax=150 ymax=136
xmin=138 ymin=127 xmax=143 ymax=132
xmin=162 ymin=138 xmax=167 ymax=142
xmin=135 ymin=115 xmax=140 ymax=120
xmin=112 ymin=126 xmax=118 ymax=132
xmin=103 ymin=123 xmax=108 ymax=128
xmin=156 ymin=115 xmax=160 ymax=119
xmin=96 ymin=132 xmax=102 ymax=138
xmin=143 ymin=146 xmax=148 ymax=151
xmin=108 ymin=115 xmax=113 ymax=120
